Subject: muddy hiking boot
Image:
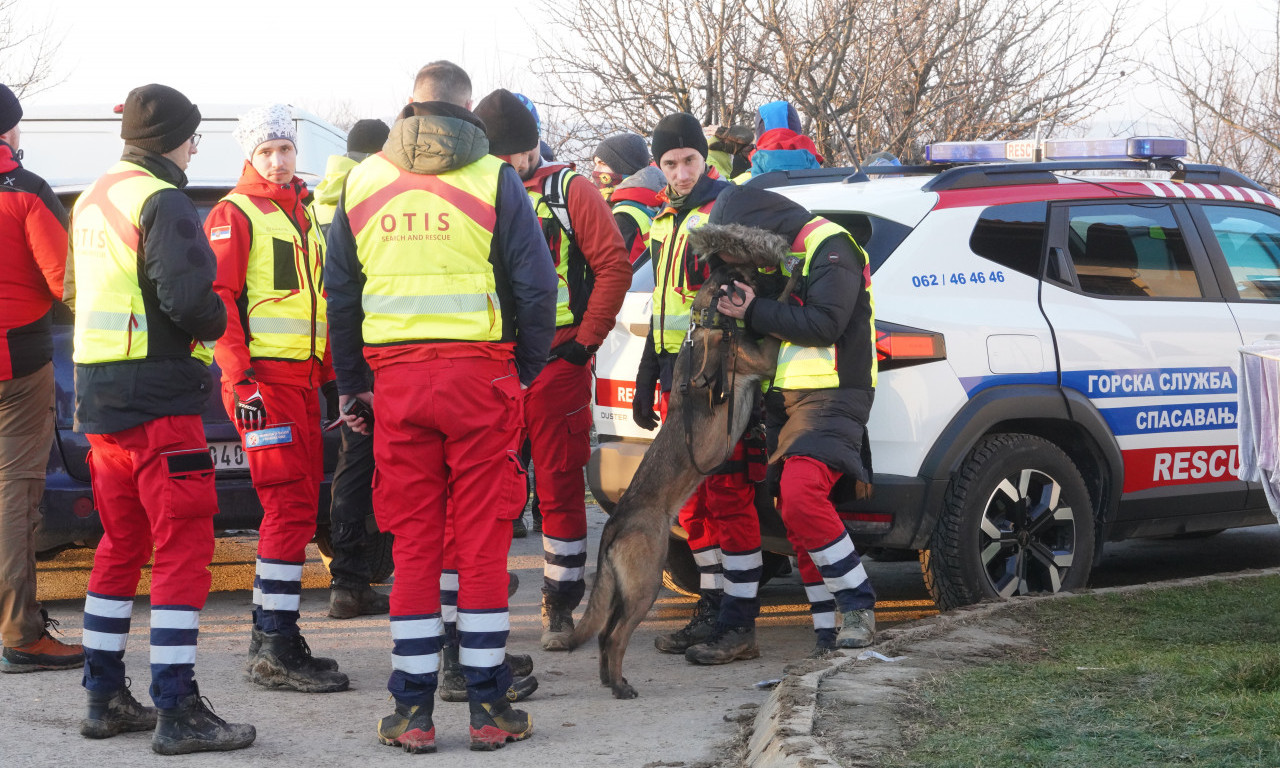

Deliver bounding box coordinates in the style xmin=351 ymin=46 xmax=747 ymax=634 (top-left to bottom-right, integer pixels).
xmin=1 ymin=610 xmax=84 ymax=673
xmin=506 ymin=652 xmax=533 ymax=678
xmin=439 ymin=644 xmax=539 ymax=703
xmin=685 ymin=624 xmax=760 ymax=665
xmin=540 ymin=595 xmax=575 ymax=651
xmin=654 ymin=596 xmax=718 ymax=654
xmin=247 ymin=626 xmax=338 ymax=672
xmin=468 ymin=698 xmax=532 ymax=751
xmin=328 ymin=584 xmax=390 ymax=619
xmin=151 ymin=685 xmax=256 ymax=755
xmin=81 ymin=679 xmax=157 ymax=739
xmin=248 ymin=631 xmax=349 ymax=692
xmin=837 ymin=608 xmax=876 ymax=649
xmin=808 ymin=628 xmax=839 ymax=659
xmin=378 ymin=700 xmax=436 ymax=754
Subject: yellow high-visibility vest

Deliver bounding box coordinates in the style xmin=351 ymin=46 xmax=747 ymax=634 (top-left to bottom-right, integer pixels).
xmin=72 ymin=162 xmax=213 ymax=366
xmin=649 ymin=201 xmax=714 ymax=353
xmin=344 ymin=152 xmax=505 ymax=345
xmin=527 ymin=168 xmax=581 ymax=328
xmin=771 ymin=217 xmax=877 ymax=390
xmin=222 ymin=193 xmax=327 ymax=362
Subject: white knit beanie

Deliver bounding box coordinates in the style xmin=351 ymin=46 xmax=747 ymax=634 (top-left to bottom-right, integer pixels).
xmin=233 ymin=104 xmax=297 ymax=158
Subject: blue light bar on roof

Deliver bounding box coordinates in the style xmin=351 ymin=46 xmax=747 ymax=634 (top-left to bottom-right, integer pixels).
xmin=925 ymin=140 xmax=1036 ymax=163
xmin=1041 ymin=136 xmax=1188 ymax=161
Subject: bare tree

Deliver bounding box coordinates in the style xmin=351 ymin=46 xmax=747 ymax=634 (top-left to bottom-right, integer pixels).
xmin=1154 ymin=6 xmax=1280 ymax=190
xmin=536 ymin=0 xmax=1131 ymax=166
xmin=0 ymin=0 xmax=61 ymax=96
xmin=533 ymin=0 xmax=769 ymax=151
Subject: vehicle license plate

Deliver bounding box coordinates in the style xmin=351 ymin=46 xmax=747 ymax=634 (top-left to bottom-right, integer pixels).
xmin=208 ymin=441 xmax=247 ymax=471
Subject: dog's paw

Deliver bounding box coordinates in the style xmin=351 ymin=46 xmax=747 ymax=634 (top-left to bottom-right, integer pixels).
xmin=611 ymin=681 xmax=639 ymax=699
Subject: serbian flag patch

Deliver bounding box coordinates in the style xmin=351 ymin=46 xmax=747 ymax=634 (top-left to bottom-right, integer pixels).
xmin=210 ymin=225 xmax=232 ymax=241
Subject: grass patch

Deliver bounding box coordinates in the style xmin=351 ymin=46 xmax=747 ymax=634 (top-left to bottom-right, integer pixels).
xmin=888 ymin=577 xmax=1280 ymax=768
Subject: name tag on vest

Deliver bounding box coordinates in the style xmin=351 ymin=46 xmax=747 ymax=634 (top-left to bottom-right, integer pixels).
xmin=244 ymin=425 xmax=293 ymax=450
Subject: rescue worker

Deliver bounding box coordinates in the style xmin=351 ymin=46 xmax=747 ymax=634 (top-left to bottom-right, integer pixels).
xmin=709 ymin=184 xmax=878 ymax=654
xmin=590 ymin=132 xmax=649 ymax=200
xmin=735 ymin=101 xmax=824 ymax=183
xmin=72 ymin=83 xmax=255 ymax=754
xmin=396 ymin=65 xmax=538 ymax=705
xmin=631 ymin=112 xmax=765 ymax=665
xmin=703 ymin=124 xmax=754 ymax=180
xmin=593 ymin=133 xmax=665 ymax=264
xmin=472 ymin=89 xmax=630 ymax=652
xmin=325 ymin=81 xmax=557 ymax=752
xmin=0 ymin=83 xmax=81 ymax=674
xmin=203 ymin=104 xmax=348 ymax=694
xmin=311 ymin=116 xmax=393 ymax=621
xmin=312 ymin=118 xmax=389 ymax=236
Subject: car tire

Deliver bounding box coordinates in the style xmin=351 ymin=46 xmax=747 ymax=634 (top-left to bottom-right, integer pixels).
xmin=314 ymin=522 xmax=396 ymax=585
xmin=921 ymin=433 xmax=1095 ymax=611
xmin=662 ymin=534 xmax=700 ymax=597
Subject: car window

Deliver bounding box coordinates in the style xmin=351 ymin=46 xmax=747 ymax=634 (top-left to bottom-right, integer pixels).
xmin=969 ymin=201 xmax=1047 ymax=278
xmin=1064 ymin=203 xmax=1202 ymax=298
xmin=1199 ymin=204 xmax=1280 ymax=301
xmin=819 ymin=212 xmax=911 ymax=273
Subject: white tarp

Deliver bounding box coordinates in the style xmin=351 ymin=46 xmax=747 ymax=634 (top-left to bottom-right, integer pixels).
xmin=1237 ymin=342 xmax=1280 ymax=520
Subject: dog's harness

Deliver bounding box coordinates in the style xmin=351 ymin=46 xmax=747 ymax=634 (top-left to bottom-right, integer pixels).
xmin=680 ymin=283 xmax=745 ymax=474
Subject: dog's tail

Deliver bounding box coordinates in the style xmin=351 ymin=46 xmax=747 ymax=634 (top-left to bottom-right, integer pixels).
xmin=567 ymin=554 xmax=616 ymax=651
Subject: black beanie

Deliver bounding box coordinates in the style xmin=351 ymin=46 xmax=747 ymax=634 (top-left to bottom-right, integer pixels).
xmin=594 ymin=133 xmax=651 ymax=176
xmin=0 ymin=84 xmax=21 ymax=136
xmin=121 ymin=84 xmax=201 ymax=154
xmin=473 ymin=89 xmax=539 ymax=155
xmin=651 ymin=112 xmax=707 ymax=164
xmin=347 ymin=118 xmax=390 ymax=154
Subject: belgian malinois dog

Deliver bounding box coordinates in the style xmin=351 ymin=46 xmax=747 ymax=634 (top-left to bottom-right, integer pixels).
xmin=567 ymin=223 xmax=795 ymax=699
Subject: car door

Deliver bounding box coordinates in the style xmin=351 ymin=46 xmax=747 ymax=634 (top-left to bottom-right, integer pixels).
xmin=1040 ymin=199 xmax=1247 ymax=530
xmin=1186 ymin=200 xmax=1280 ymax=513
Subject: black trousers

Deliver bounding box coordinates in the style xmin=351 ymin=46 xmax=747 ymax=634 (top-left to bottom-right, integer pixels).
xmin=328 ymin=423 xmax=375 ymax=589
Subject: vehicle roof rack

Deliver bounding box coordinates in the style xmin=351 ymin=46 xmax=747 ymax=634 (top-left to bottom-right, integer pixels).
xmin=746 ymin=160 xmax=1268 ymax=194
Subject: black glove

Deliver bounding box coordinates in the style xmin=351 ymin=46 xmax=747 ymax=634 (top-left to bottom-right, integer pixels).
xmin=321 ymin=380 xmax=340 ymax=421
xmin=233 ymin=379 xmax=268 ymax=432
xmin=632 ymin=367 xmax=659 ymax=431
xmin=550 ymin=340 xmax=598 ymax=366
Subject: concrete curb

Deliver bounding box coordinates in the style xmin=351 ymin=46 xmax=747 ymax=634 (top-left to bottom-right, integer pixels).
xmin=742 ymin=566 xmax=1280 ymax=768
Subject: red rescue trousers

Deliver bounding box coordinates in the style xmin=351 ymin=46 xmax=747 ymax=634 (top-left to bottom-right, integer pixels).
xmin=220 ymin=380 xmax=323 ymax=564
xmin=524 ymin=358 xmax=592 ymax=541
xmin=86 ymin=414 xmax=217 ymax=608
xmin=372 ymin=354 xmax=526 ymax=617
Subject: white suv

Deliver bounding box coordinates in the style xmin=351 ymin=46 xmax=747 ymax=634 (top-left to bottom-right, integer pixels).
xmin=588 ymin=137 xmax=1280 ymax=610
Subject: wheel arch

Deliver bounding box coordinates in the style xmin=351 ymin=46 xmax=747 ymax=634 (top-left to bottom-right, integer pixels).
xmin=908 ymin=384 xmax=1123 ymax=549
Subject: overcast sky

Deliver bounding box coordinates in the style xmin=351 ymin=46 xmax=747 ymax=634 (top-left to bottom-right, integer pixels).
xmin=13 ymin=0 xmax=1279 ymax=139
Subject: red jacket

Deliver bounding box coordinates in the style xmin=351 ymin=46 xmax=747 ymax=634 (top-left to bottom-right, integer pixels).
xmin=0 ymin=141 xmax=66 ymax=381
xmin=524 ymin=162 xmax=630 ymax=349
xmin=204 ymin=162 xmax=332 ymax=388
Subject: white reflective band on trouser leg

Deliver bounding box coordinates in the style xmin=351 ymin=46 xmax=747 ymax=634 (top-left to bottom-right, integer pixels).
xmin=150 ymin=645 xmax=197 ymax=666
xmin=150 ymin=609 xmax=199 ymax=630
xmin=257 ymin=560 xmax=305 ymax=581
xmin=823 ymin=562 xmax=869 ymax=594
xmin=542 ymin=536 xmax=587 ymax=557
xmin=251 ymin=587 xmax=262 ymax=606
xmin=700 ymin=572 xmax=722 ymax=590
xmin=442 ymin=605 xmax=457 ymax=624
xmin=459 ymin=646 xmax=506 ymax=668
xmin=545 ymin=563 xmax=586 ymax=582
xmin=805 ymin=583 xmax=835 ymax=604
xmin=724 ymin=580 xmax=758 ymax=599
xmin=722 ymin=551 xmax=763 ymax=572
xmin=82 ymin=629 xmax=128 ymax=652
xmin=85 ymin=595 xmax=134 ymax=619
xmin=692 ymin=548 xmax=722 ymax=568
xmin=812 ymin=610 xmax=837 ymax=630
xmin=389 ymin=617 xmax=444 ymax=640
xmin=391 ymin=652 xmax=439 ymax=675
xmin=260 ymin=593 xmax=301 ymax=612
xmin=440 ymin=572 xmax=460 ymax=592
xmin=807 ymin=534 xmax=855 ymax=567
xmin=457 ymin=611 xmax=509 ymax=634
